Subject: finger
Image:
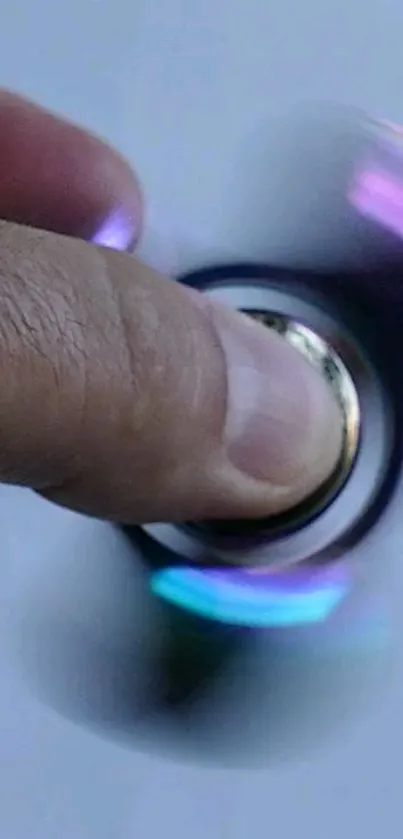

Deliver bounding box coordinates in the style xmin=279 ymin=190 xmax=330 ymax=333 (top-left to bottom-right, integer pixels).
xmin=0 ymin=90 xmax=142 ymax=248
xmin=0 ymin=221 xmax=342 ymax=524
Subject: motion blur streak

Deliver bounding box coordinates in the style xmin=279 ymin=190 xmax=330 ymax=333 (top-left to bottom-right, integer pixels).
xmin=349 ymin=168 xmax=403 ymax=237
xmin=151 ymin=564 xmax=350 ymax=627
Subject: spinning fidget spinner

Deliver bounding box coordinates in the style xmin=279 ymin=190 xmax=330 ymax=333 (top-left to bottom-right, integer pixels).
xmin=125 ymin=120 xmax=403 ymax=629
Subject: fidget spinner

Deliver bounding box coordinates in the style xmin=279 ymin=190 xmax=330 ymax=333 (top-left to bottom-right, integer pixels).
xmin=124 ymin=120 xmax=403 ymax=630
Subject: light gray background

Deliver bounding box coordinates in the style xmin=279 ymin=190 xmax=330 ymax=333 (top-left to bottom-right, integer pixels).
xmin=0 ymin=1 xmax=403 ymax=837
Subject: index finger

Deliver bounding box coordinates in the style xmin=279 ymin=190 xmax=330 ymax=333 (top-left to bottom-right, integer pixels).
xmin=0 ymin=90 xmax=142 ymax=248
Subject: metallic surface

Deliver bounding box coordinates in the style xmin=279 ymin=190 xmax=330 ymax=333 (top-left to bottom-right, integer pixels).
xmin=203 ymin=309 xmax=361 ymax=534
xmin=142 ymin=275 xmax=393 ymax=570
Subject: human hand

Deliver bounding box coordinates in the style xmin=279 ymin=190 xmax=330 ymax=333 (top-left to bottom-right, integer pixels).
xmin=0 ymin=91 xmax=342 ymax=524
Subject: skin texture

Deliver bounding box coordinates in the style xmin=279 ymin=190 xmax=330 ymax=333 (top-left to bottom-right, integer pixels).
xmin=0 ymin=91 xmax=343 ymax=524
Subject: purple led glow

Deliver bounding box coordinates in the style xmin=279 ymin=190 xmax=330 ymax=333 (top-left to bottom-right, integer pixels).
xmin=204 ymin=563 xmax=346 ymax=593
xmin=349 ymin=167 xmax=403 ymax=238
xmin=92 ymin=206 xmax=135 ymax=251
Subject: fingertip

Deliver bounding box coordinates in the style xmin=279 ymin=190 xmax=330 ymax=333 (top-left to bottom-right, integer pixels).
xmin=0 ymin=89 xmax=143 ymax=249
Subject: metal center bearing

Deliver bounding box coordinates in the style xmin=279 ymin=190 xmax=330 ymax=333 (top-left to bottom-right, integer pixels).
xmin=142 ymin=277 xmax=393 ymax=570
xmin=246 ymin=309 xmax=361 ymax=511
xmin=190 ymin=310 xmax=361 ymax=541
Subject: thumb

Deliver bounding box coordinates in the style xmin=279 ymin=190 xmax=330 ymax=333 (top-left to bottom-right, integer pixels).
xmin=0 ymin=221 xmax=342 ymax=523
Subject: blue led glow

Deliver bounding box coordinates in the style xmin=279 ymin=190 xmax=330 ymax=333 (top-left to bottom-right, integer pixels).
xmin=151 ymin=565 xmax=349 ymax=628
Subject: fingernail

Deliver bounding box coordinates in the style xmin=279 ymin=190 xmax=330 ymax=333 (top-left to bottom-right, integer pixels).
xmin=211 ymin=302 xmax=343 ymax=496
